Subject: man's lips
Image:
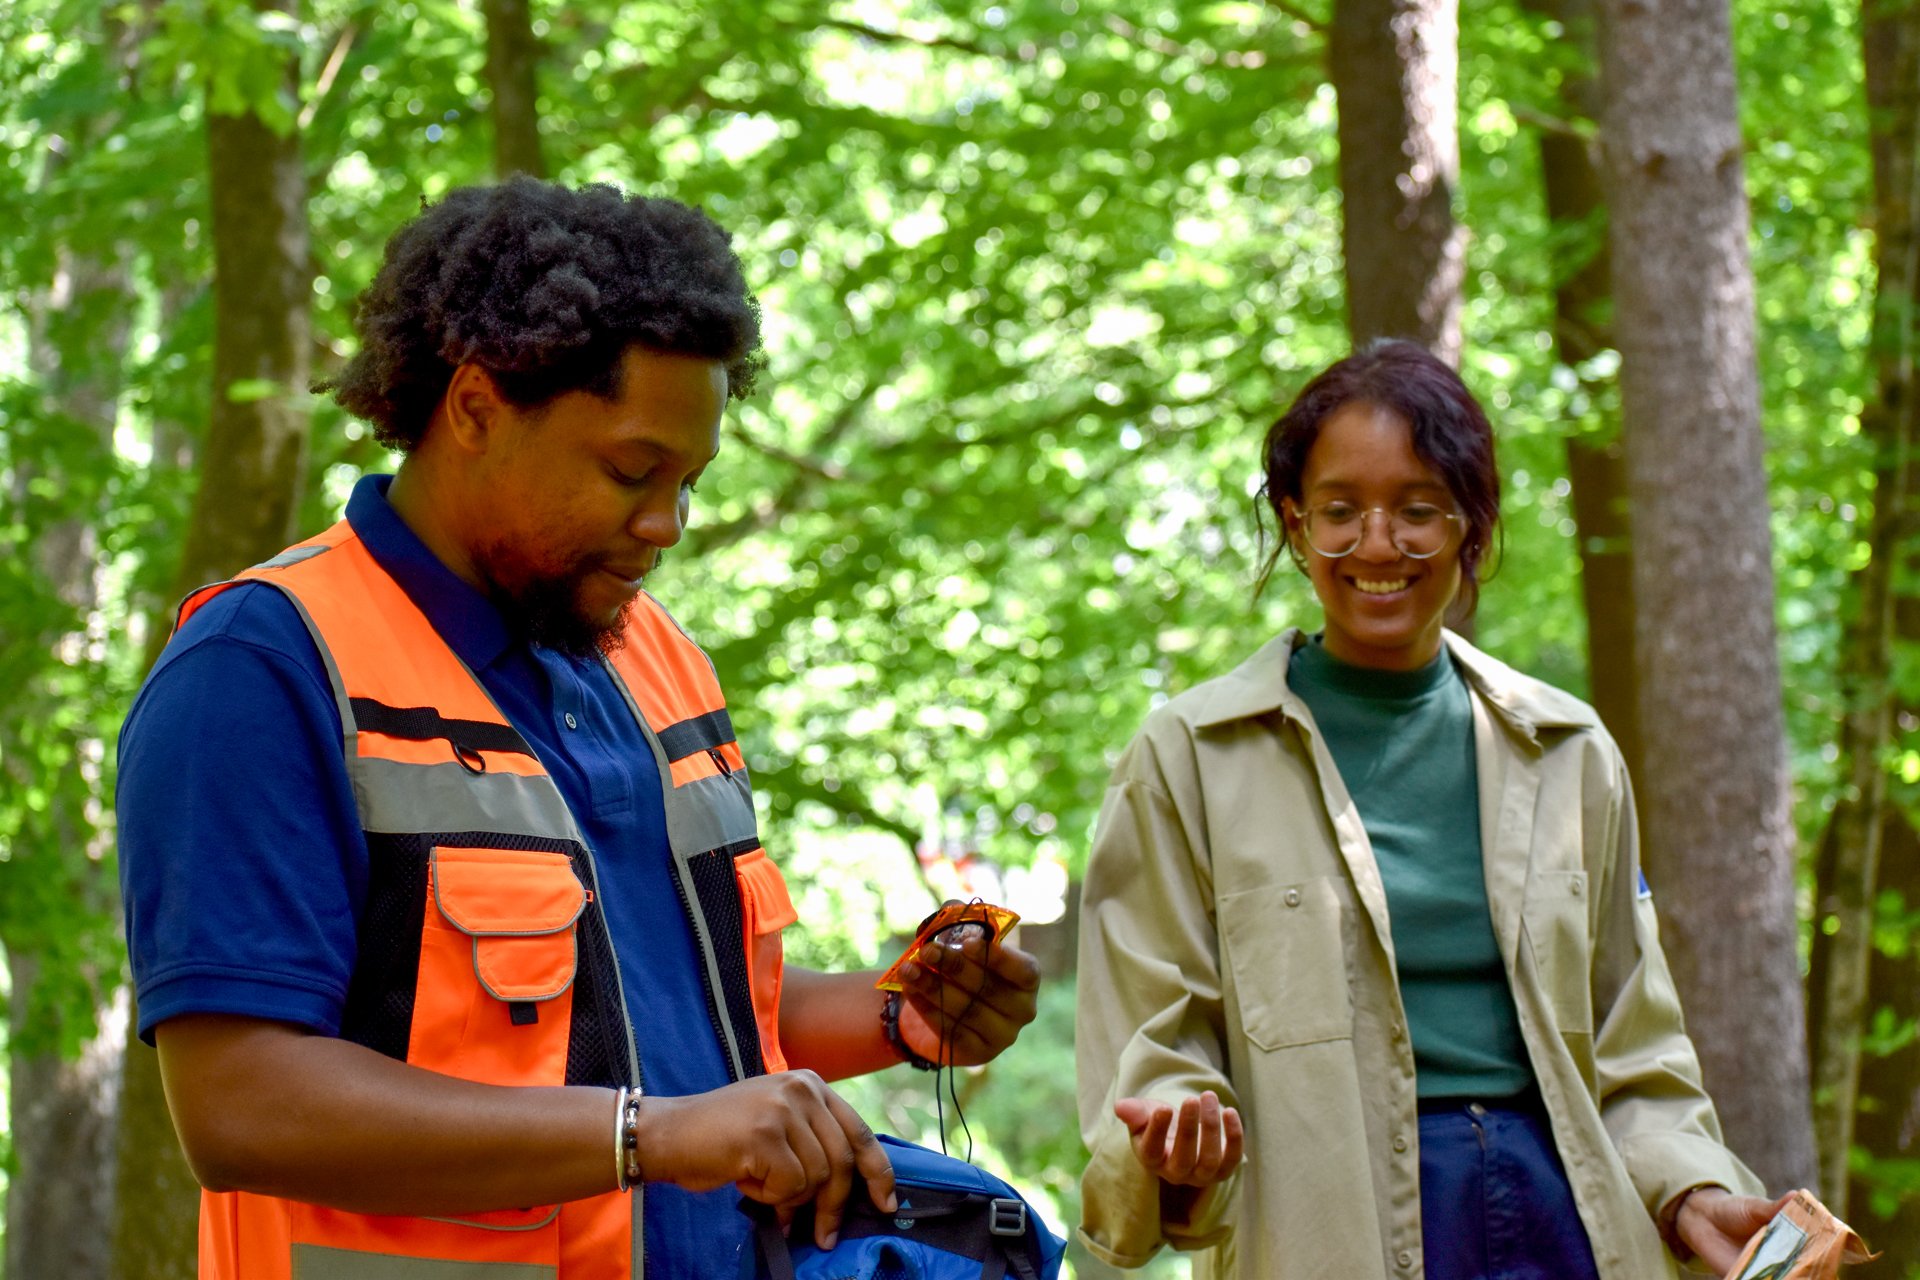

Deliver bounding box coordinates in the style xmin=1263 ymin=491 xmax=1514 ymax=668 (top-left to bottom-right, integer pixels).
xmin=599 ymin=565 xmax=652 ymax=586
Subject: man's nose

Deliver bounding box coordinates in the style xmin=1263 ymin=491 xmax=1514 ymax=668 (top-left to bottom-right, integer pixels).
xmin=629 ymin=494 xmax=686 ymax=548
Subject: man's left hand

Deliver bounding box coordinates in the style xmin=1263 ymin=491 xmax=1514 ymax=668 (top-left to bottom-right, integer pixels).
xmin=896 ymin=922 xmax=1040 ymax=1066
xmin=1672 ymin=1185 xmax=1790 ymax=1275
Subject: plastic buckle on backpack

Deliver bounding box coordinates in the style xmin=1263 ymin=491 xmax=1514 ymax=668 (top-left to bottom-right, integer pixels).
xmin=988 ymin=1198 xmax=1026 ymax=1237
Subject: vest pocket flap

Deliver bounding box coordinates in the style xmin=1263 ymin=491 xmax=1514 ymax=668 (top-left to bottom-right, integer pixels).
xmin=734 ymin=847 xmax=798 ymax=935
xmin=431 ymin=847 xmax=584 ymax=1004
xmin=431 ymin=847 xmax=587 ymax=936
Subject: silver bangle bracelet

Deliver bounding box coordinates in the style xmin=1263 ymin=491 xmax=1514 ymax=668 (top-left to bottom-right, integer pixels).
xmin=613 ymin=1086 xmax=631 ymax=1192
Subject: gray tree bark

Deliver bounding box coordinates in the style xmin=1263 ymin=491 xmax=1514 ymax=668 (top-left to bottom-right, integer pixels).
xmin=5 ymin=16 xmax=140 ymax=1274
xmin=7 ymin=242 xmax=131 ymax=1280
xmin=483 ymin=0 xmax=547 ymax=179
xmin=1596 ymin=0 xmax=1819 ymax=1194
xmin=1329 ymin=0 xmax=1465 ymax=365
xmin=110 ymin=3 xmax=312 ymax=1274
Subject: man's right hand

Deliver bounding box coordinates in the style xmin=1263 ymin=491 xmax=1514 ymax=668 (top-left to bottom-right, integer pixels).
xmin=633 ymin=1070 xmax=895 ymax=1250
xmin=1114 ymin=1090 xmax=1243 ymax=1189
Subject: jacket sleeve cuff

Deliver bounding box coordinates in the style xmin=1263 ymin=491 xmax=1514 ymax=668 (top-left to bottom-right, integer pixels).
xmin=1617 ymin=1130 xmax=1766 ymax=1228
xmin=1078 ymin=1114 xmax=1237 ymax=1266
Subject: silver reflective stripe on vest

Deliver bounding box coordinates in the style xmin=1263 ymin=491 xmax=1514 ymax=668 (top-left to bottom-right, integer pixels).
xmin=663 ymin=769 xmax=759 ymax=858
xmin=291 ymin=1243 xmax=555 ymax=1280
xmin=351 ymin=757 xmax=588 ymax=843
xmin=257 ymin=543 xmax=333 ymax=570
xmin=240 ymin=582 xmax=360 ymax=760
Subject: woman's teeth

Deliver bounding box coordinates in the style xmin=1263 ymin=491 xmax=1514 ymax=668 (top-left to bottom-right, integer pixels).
xmin=1353 ymin=578 xmax=1408 ymax=595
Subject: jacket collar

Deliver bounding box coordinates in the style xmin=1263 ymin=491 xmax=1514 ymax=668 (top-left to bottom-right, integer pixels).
xmin=1188 ymin=627 xmax=1601 ymax=742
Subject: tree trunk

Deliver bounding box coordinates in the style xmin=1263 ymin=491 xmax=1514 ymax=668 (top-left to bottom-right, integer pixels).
xmin=6 ymin=963 xmax=125 ymax=1280
xmin=1805 ymin=0 xmax=1918 ymax=1208
xmin=110 ymin=4 xmax=312 ymax=1273
xmin=5 ymin=17 xmax=141 ymax=1271
xmin=1329 ymin=0 xmax=1465 ymax=365
xmin=1844 ymin=0 xmax=1920 ymax=1244
xmin=1850 ymin=810 xmax=1920 ymax=1265
xmin=1596 ymin=0 xmax=1819 ymax=1193
xmin=1521 ymin=0 xmax=1647 ymax=810
xmin=483 ymin=0 xmax=547 ymax=179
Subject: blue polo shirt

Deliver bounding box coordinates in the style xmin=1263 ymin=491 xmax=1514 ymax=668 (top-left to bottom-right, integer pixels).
xmin=118 ymin=473 xmax=749 ymax=1274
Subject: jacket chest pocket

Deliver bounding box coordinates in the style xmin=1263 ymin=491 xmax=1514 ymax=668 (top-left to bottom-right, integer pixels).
xmin=1218 ymin=877 xmax=1355 ymax=1050
xmin=1523 ymin=870 xmax=1594 ymax=1034
xmin=410 ymin=846 xmax=587 ymax=1086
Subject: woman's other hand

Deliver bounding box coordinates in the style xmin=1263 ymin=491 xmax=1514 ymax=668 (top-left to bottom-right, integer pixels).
xmin=1671 ymin=1185 xmax=1791 ymax=1275
xmin=1114 ymin=1090 xmax=1244 ymax=1188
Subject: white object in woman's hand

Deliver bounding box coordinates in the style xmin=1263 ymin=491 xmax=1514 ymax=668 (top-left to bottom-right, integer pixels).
xmin=1114 ymin=1090 xmax=1244 ymax=1188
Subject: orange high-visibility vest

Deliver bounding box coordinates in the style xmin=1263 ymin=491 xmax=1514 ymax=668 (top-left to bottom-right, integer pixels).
xmin=172 ymin=519 xmax=798 ymax=1280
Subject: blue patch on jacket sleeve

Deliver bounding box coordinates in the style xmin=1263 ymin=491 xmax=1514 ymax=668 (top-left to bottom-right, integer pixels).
xmin=1637 ymin=870 xmax=1652 ymax=900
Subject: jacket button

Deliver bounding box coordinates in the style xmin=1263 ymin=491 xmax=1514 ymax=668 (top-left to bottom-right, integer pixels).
xmin=1398 ymin=1249 xmax=1415 ymax=1269
xmin=1390 ymin=1022 xmax=1405 ymax=1040
xmin=1392 ymin=1134 xmax=1408 ymax=1153
xmin=1284 ymin=888 xmax=1302 ymax=908
xmin=1571 ymin=879 xmax=1584 ymax=896
xmin=564 ymin=712 xmax=578 ymax=730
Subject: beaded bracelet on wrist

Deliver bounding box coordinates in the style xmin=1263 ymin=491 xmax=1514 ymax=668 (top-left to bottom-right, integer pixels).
xmin=621 ymin=1089 xmax=643 ymax=1189
xmin=881 ymin=989 xmax=941 ymax=1072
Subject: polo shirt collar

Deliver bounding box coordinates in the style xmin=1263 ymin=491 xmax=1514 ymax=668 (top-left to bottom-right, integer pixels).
xmin=345 ymin=473 xmax=517 ymax=674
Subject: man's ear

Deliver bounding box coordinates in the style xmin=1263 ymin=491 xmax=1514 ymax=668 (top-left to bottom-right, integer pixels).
xmin=440 ymin=363 xmax=509 ymax=453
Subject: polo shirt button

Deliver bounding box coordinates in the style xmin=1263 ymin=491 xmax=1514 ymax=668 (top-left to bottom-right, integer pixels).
xmin=1398 ymin=1249 xmax=1414 ymax=1269
xmin=1284 ymin=888 xmax=1302 ymax=907
xmin=564 ymin=713 xmax=578 ymax=729
xmin=1392 ymin=1134 xmax=1408 ymax=1153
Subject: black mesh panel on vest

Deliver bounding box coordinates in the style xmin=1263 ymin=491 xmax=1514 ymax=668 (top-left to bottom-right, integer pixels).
xmin=342 ymin=831 xmax=632 ymax=1090
xmin=687 ymin=846 xmax=766 ymax=1079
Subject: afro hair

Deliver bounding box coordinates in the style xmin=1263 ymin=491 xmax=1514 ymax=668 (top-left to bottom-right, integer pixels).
xmin=323 ymin=177 xmax=765 ymax=450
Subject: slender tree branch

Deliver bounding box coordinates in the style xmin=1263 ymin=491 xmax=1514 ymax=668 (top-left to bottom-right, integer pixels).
xmin=686 ymin=374 xmax=889 ymax=557
xmin=1512 ymin=102 xmax=1594 ymax=142
xmin=725 ymin=424 xmax=847 ymax=480
xmin=297 ymin=24 xmax=359 ymax=131
xmin=1261 ymin=0 xmax=1330 ymax=33
xmin=812 ymin=16 xmax=999 ymax=58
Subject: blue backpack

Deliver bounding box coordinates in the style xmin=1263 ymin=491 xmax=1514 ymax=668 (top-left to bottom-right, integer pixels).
xmin=740 ymin=1134 xmax=1065 ymax=1280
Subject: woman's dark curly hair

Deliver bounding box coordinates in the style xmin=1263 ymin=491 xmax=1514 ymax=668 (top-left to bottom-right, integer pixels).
xmin=1256 ymin=339 xmax=1502 ymax=616
xmin=322 ymin=177 xmax=765 ymax=449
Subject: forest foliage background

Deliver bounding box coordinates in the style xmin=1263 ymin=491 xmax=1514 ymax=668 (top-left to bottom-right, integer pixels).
xmin=0 ymin=0 xmax=1916 ymax=1275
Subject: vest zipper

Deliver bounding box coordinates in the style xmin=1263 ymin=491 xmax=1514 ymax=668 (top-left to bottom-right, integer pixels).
xmin=572 ymin=836 xmax=647 ymax=1276
xmin=599 ymin=654 xmax=750 ymax=1084
xmin=669 ymin=863 xmax=741 ymax=1078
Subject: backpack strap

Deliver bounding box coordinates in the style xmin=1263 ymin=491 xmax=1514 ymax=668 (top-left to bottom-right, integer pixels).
xmin=744 ymin=1204 xmax=798 ymax=1280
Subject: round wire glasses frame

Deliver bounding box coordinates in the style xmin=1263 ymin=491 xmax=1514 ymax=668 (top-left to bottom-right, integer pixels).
xmin=1297 ymin=501 xmax=1465 ymax=560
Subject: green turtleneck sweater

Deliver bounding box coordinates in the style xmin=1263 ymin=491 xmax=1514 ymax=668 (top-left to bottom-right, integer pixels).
xmin=1287 ymin=637 xmax=1532 ymax=1100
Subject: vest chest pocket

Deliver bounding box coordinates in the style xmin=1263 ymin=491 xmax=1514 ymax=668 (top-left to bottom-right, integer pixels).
xmin=410 ymin=847 xmax=587 ymax=1087
xmin=734 ymin=847 xmax=798 ymax=1073
xmin=1218 ymin=877 xmax=1355 ymax=1050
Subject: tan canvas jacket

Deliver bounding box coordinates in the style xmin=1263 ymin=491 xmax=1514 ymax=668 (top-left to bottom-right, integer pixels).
xmin=1076 ymin=629 xmax=1763 ymax=1279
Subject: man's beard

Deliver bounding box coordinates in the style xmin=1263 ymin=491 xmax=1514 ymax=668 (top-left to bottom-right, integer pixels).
xmin=500 ymin=568 xmax=634 ymax=658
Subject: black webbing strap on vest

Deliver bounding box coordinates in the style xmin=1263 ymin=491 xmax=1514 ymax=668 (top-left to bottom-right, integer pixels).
xmin=349 ymin=697 xmax=539 ymax=761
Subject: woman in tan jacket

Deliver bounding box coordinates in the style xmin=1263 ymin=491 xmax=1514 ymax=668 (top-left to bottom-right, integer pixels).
xmin=1075 ymin=342 xmax=1783 ymax=1279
